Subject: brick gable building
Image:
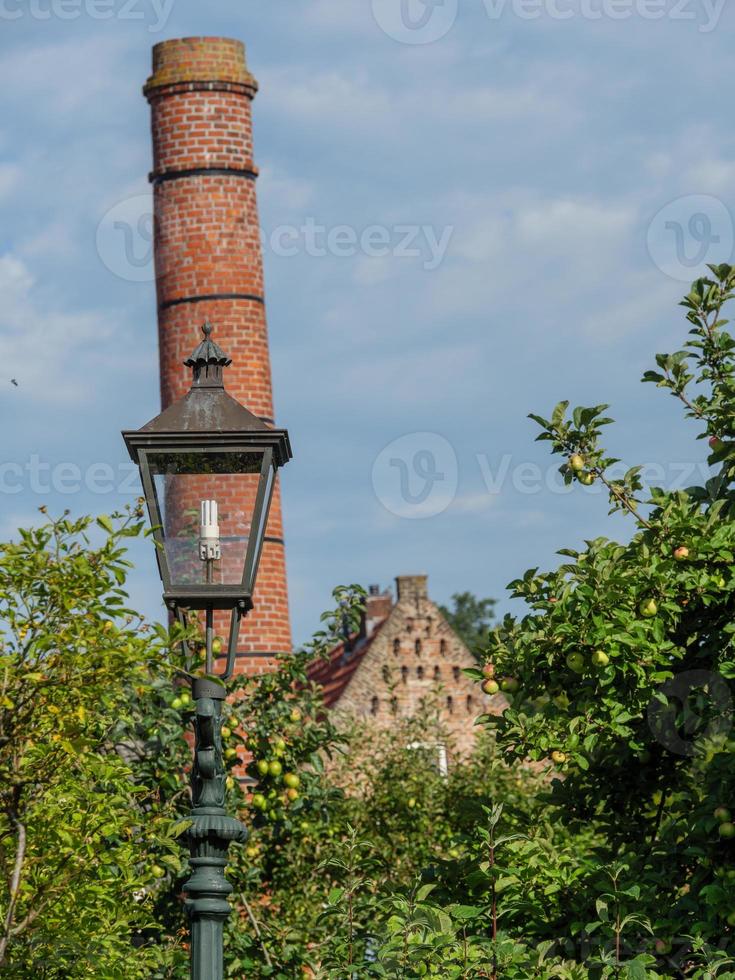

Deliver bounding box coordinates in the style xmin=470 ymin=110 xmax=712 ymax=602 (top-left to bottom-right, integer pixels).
xmin=308 ymin=575 xmax=490 ymax=757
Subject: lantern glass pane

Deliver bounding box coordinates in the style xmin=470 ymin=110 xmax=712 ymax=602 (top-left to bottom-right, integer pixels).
xmin=244 ymin=458 xmax=275 ymax=591
xmin=148 ymin=451 xmax=264 ymax=589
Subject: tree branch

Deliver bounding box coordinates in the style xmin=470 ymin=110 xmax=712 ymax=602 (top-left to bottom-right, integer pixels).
xmin=0 ymin=810 xmax=26 ymax=965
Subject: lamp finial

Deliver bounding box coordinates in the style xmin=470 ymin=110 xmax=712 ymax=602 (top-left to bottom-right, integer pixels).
xmin=184 ymin=321 xmax=232 ymax=387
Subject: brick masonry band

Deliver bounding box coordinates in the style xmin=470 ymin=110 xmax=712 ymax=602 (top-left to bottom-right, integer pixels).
xmin=149 ymin=166 xmax=259 ymax=186
xmin=159 ymin=293 xmax=266 ymax=311
xmin=147 ymin=37 xmax=292 ymax=671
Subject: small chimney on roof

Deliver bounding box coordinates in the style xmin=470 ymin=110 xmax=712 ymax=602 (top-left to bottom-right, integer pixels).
xmin=360 ymin=584 xmax=393 ymax=639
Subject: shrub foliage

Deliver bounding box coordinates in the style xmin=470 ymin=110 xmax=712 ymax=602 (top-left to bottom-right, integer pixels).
xmin=2 ymin=267 xmax=735 ymax=977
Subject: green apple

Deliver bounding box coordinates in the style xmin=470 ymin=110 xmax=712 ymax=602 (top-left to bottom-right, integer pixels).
xmin=482 ymin=663 xmax=496 ymax=679
xmin=714 ymin=807 xmax=732 ymax=823
xmin=171 ymin=697 xmax=183 ymax=710
xmin=550 ymin=750 xmax=567 ymax=764
xmin=578 ymin=471 xmax=595 ymax=486
xmin=482 ymin=679 xmax=500 ymax=695
xmin=224 ymin=748 xmax=238 ymax=761
xmin=591 ymin=650 xmax=609 ymax=668
xmin=256 ymin=760 xmax=270 ymax=777
xmin=251 ymin=793 xmax=267 ymax=811
xmin=569 ymin=453 xmax=585 ymax=472
xmin=719 ymin=822 xmax=735 ymax=839
xmin=673 ymin=546 xmax=689 ymax=561
xmin=500 ymin=677 xmax=520 ymax=693
xmin=566 ymin=652 xmax=585 ymax=673
xmin=407 ymin=797 xmax=416 ymax=808
xmin=639 ymin=598 xmax=658 ymax=618
xmin=268 ymin=760 xmax=283 ymax=777
xmin=212 ymin=636 xmax=223 ymax=654
xmin=283 ymin=773 xmax=300 ymax=789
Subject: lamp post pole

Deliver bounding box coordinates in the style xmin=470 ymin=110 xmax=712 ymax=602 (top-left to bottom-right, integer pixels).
xmin=183 ymin=677 xmax=246 ymax=980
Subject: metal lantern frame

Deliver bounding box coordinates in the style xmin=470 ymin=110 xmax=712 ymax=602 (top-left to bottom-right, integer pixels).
xmin=122 ymin=322 xmax=292 ymax=680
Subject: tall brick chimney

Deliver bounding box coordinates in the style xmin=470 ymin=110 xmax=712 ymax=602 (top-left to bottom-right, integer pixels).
xmin=144 ymin=37 xmax=291 ymax=670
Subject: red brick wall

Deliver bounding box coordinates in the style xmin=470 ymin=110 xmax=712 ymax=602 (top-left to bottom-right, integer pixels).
xmin=145 ymin=37 xmax=291 ymax=673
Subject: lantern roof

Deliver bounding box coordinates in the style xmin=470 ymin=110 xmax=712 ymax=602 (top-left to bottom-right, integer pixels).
xmin=122 ymin=322 xmax=292 ymax=467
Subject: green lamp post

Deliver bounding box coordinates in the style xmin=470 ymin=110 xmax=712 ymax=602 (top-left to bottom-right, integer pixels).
xmin=122 ymin=322 xmax=292 ymax=979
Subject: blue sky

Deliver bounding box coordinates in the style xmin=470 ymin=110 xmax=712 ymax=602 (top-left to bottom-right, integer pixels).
xmin=1 ymin=0 xmax=734 ymax=645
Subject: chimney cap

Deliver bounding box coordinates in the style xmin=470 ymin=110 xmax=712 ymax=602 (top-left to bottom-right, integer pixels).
xmin=144 ymin=36 xmax=257 ymax=97
xmin=368 ymin=584 xmax=381 ymax=596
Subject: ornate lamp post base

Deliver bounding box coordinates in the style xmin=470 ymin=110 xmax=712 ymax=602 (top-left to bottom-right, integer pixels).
xmin=183 ymin=678 xmax=247 ymax=980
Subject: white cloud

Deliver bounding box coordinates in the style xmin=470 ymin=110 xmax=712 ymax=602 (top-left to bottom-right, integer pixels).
xmin=259 ymin=165 xmax=316 ymax=211
xmin=412 ymin=189 xmax=640 ymax=327
xmin=20 ymin=220 xmax=78 ymax=261
xmin=261 ymin=60 xmax=578 ymax=141
xmin=0 ymin=163 xmax=20 ymax=201
xmin=336 ymin=342 xmax=482 ymax=405
xmin=515 ymin=198 xmax=635 ymax=247
xmin=642 ymin=126 xmax=735 ymax=198
xmin=0 ymin=253 xmax=116 ymax=405
xmin=450 ymin=492 xmax=496 ymax=515
xmin=0 ymin=510 xmax=42 ymax=541
xmin=352 ymin=254 xmax=403 ymax=285
xmin=578 ymin=271 xmax=681 ymax=340
xmin=261 ymin=67 xmax=393 ymax=126
xmin=302 ymin=1 xmax=373 ymax=33
xmin=0 ymin=35 xmax=131 ymax=123
xmin=684 ymin=158 xmax=735 ymax=196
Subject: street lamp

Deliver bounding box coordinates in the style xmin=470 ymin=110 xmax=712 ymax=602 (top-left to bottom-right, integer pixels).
xmin=122 ymin=321 xmax=292 ymax=979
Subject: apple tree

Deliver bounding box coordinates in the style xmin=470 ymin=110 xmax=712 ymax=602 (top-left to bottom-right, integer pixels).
xmin=481 ymin=264 xmax=735 ymax=966
xmin=0 ymin=510 xmax=189 ymax=977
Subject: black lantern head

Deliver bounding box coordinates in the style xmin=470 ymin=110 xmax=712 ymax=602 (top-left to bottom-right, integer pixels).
xmin=122 ymin=322 xmax=291 ymax=677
